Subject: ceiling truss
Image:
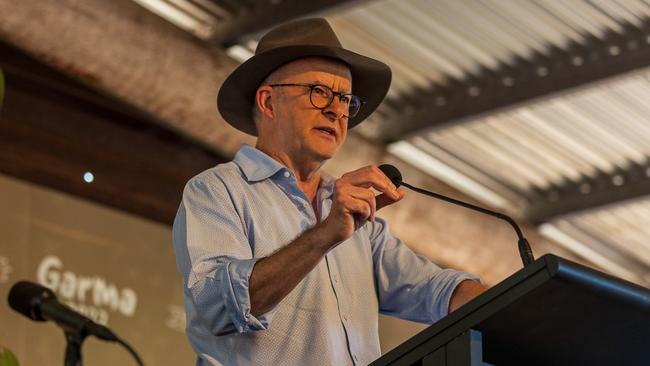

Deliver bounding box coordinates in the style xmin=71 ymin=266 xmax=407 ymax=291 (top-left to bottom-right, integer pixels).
xmin=526 ymin=160 xmax=650 ymax=224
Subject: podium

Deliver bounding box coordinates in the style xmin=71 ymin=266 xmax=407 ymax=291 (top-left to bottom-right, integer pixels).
xmin=371 ymin=254 xmax=650 ymax=366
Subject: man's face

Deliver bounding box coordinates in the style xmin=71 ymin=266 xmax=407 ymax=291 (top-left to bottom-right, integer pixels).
xmin=260 ymin=57 xmax=352 ymax=162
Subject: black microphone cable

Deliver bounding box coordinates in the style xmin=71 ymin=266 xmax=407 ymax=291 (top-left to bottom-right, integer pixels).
xmin=116 ymin=337 xmax=144 ymax=366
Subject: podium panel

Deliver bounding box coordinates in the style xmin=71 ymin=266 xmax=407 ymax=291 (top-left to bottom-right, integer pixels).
xmin=372 ymin=255 xmax=650 ymax=366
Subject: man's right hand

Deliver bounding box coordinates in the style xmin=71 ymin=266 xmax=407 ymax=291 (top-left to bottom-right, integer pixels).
xmin=320 ymin=165 xmax=406 ymax=245
xmin=251 ymin=165 xmax=405 ymax=316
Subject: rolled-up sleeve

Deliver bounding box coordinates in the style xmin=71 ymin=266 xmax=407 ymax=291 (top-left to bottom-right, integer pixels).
xmin=172 ymin=177 xmax=277 ymax=336
xmin=368 ymin=217 xmax=481 ymax=323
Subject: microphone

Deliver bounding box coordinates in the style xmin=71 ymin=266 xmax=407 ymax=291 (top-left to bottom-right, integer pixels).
xmin=8 ymin=281 xmax=117 ymax=340
xmin=378 ymin=164 xmax=535 ymax=267
xmin=8 ymin=281 xmax=144 ymax=365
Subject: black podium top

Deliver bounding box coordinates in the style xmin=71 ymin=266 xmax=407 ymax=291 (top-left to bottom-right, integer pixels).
xmin=371 ymin=254 xmax=650 ymax=366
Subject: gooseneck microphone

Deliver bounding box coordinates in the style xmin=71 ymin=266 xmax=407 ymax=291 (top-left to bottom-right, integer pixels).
xmin=378 ymin=164 xmax=535 ymax=267
xmin=8 ymin=281 xmax=144 ymax=366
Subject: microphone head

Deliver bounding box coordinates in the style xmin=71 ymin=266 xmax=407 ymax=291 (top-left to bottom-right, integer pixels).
xmin=378 ymin=164 xmax=402 ymax=188
xmin=8 ymin=281 xmax=56 ymax=322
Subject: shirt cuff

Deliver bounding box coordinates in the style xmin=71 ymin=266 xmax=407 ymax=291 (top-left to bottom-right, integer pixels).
xmin=220 ymin=258 xmax=277 ymax=333
xmin=434 ymin=269 xmax=482 ymax=321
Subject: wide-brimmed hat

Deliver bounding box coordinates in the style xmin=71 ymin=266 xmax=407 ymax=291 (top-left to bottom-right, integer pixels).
xmin=217 ymin=18 xmax=392 ymax=136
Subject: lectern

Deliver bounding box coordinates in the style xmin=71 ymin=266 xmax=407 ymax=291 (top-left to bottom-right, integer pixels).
xmin=371 ymin=254 xmax=650 ymax=366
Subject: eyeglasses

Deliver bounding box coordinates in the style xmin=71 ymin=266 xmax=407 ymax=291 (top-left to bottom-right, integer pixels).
xmin=267 ymin=83 xmax=364 ymax=119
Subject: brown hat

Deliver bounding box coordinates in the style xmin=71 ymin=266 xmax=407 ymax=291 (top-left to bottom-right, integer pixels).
xmin=217 ymin=18 xmax=392 ymax=136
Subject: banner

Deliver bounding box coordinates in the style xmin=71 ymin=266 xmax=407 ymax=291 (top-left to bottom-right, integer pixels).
xmin=0 ymin=174 xmax=194 ymax=365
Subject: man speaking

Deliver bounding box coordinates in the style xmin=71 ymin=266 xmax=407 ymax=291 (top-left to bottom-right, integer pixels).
xmin=172 ymin=18 xmax=486 ymax=366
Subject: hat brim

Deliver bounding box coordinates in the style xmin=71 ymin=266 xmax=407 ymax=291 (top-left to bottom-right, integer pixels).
xmin=217 ymin=45 xmax=392 ymax=136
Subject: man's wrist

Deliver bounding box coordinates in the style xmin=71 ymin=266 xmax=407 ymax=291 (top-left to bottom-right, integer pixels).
xmin=308 ymin=220 xmax=342 ymax=254
xmin=448 ymin=280 xmax=487 ymax=313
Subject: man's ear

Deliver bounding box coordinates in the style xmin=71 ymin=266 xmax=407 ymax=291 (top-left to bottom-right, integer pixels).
xmin=255 ymin=86 xmax=274 ymax=119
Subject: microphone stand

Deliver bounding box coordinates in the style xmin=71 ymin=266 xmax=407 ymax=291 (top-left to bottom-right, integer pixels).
xmin=64 ymin=329 xmax=87 ymax=366
xmin=400 ymin=181 xmax=535 ymax=267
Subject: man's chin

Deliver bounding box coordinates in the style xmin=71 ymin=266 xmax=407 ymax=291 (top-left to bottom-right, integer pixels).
xmin=309 ymin=147 xmax=338 ymax=162
xmin=303 ymin=136 xmax=342 ymax=162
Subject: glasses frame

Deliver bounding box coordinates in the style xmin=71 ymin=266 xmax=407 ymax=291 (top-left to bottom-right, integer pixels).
xmin=266 ymin=83 xmax=365 ymax=119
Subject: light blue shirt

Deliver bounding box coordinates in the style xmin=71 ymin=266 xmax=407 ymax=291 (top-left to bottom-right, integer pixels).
xmin=172 ymin=145 xmax=480 ymax=366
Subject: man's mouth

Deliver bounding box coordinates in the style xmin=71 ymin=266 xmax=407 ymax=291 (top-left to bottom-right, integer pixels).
xmin=315 ymin=127 xmax=336 ymax=137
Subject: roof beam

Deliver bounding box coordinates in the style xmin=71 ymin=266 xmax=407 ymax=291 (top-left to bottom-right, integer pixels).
xmin=0 ymin=41 xmax=225 ymax=224
xmin=525 ymin=161 xmax=650 ymax=224
xmin=0 ymin=0 xmax=255 ymax=158
xmin=208 ymin=0 xmax=365 ymax=46
xmin=373 ymin=18 xmax=650 ymax=142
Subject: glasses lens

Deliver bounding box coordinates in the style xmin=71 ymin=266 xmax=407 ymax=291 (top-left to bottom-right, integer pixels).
xmin=310 ymin=85 xmax=333 ymax=108
xmin=309 ymin=85 xmax=363 ymax=118
xmin=347 ymin=95 xmax=362 ymax=118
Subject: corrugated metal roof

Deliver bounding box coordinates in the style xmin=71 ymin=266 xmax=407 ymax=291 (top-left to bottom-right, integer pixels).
xmin=540 ymin=196 xmax=650 ymax=285
xmin=392 ymin=69 xmax=650 ymax=210
xmin=329 ymin=0 xmax=650 ymax=285
xmin=330 ymin=0 xmax=650 ymax=96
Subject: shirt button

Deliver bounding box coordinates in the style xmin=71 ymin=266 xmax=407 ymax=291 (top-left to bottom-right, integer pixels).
xmin=283 ymin=171 xmax=290 ymax=178
xmin=302 ymin=202 xmax=309 ymax=209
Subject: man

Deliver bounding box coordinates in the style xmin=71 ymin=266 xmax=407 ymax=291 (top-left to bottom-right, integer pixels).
xmin=172 ymin=18 xmax=486 ymax=366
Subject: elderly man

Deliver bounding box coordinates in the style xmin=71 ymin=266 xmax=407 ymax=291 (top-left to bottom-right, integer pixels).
xmin=172 ymin=18 xmax=486 ymax=366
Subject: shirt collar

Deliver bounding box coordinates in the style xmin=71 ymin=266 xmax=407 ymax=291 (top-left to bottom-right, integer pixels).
xmin=234 ymin=145 xmax=286 ymax=182
xmin=233 ymin=144 xmax=336 ymax=199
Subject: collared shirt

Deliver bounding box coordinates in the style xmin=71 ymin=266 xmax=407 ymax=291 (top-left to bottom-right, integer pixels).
xmin=172 ymin=145 xmax=480 ymax=366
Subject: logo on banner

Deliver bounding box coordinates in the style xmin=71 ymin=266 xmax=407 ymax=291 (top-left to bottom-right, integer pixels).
xmin=0 ymin=256 xmax=13 ymax=284
xmin=37 ymin=255 xmax=138 ymax=325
